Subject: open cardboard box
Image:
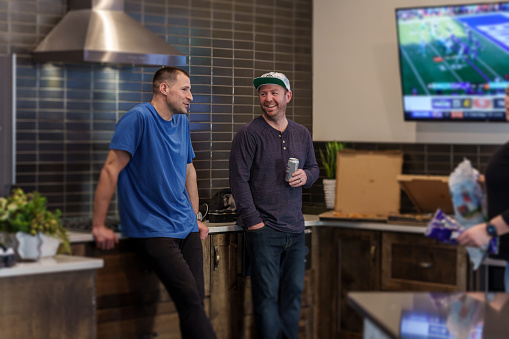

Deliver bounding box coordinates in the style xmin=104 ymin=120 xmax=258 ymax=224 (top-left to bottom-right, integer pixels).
xmin=396 ymin=174 xmax=454 ymax=214
xmin=318 ymin=151 xmax=455 ymax=225
xmin=319 ymin=150 xmax=403 ymax=221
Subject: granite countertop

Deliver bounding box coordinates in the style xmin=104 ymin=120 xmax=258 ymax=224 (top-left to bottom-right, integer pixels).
xmin=348 ymin=291 xmax=509 ymax=338
xmin=0 ymin=255 xmax=104 ymax=278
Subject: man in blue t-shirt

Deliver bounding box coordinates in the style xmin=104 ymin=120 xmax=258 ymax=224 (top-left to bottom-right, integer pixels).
xmin=92 ymin=67 xmax=216 ymax=339
xmin=229 ymin=72 xmax=319 ymax=339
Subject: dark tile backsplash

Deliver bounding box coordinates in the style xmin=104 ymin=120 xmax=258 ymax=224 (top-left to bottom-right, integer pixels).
xmin=1 ymin=0 xmax=504 ymax=219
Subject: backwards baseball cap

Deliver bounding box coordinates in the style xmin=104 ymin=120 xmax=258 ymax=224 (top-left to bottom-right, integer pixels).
xmin=253 ymin=72 xmax=291 ymax=91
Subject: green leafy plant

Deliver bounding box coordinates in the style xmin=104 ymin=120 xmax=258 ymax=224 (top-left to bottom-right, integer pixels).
xmin=0 ymin=188 xmax=70 ymax=254
xmin=319 ymin=141 xmax=346 ymax=179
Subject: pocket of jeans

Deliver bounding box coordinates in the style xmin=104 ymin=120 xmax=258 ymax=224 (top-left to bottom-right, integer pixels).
xmin=247 ymin=225 xmax=266 ymax=232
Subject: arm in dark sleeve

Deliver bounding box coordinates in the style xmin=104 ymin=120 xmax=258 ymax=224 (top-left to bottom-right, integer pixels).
xmin=229 ymin=129 xmax=263 ymax=228
xmin=302 ymin=131 xmax=319 ymax=188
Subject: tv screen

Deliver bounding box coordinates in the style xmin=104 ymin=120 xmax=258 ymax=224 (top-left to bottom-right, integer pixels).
xmin=395 ymin=2 xmax=509 ymax=121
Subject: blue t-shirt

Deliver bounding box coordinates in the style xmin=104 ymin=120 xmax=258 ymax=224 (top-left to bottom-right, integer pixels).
xmin=109 ymin=102 xmax=198 ymax=239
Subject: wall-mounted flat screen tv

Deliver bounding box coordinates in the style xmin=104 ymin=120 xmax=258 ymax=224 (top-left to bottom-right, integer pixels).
xmin=396 ymin=2 xmax=509 ymax=121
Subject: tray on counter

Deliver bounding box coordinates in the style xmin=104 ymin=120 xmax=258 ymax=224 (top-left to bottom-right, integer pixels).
xmin=318 ymin=211 xmax=388 ymax=223
xmin=319 ymin=211 xmax=433 ymax=226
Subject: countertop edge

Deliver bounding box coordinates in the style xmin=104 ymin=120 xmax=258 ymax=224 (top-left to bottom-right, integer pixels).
xmin=0 ymin=254 xmax=104 ymax=278
xmin=68 ymin=214 xmax=425 ymax=243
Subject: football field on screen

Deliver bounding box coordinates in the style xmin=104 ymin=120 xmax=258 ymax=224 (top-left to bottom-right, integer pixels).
xmin=397 ymin=14 xmax=509 ymax=95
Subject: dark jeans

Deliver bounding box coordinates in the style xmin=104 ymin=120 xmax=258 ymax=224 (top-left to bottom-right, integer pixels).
xmin=245 ymin=226 xmax=306 ymax=339
xmin=131 ymin=233 xmax=216 ymax=339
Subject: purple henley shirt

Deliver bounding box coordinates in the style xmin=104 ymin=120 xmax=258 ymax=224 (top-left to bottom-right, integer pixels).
xmin=229 ymin=116 xmax=319 ymax=233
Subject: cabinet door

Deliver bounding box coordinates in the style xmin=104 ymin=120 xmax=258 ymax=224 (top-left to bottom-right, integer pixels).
xmin=337 ymin=228 xmax=381 ymax=338
xmin=315 ymin=227 xmax=380 ymax=339
xmin=381 ymin=232 xmax=467 ymax=291
xmin=209 ymin=232 xmax=243 ymax=339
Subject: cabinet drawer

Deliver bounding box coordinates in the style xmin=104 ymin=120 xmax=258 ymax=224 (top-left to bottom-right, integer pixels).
xmin=381 ymin=232 xmax=467 ymax=291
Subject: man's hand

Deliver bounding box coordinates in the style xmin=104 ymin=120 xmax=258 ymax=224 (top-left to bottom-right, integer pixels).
xmin=457 ymin=223 xmax=490 ymax=248
xmin=289 ymin=169 xmax=307 ymax=187
xmin=248 ymin=222 xmax=264 ymax=230
xmin=92 ymin=225 xmax=119 ymax=250
xmin=198 ymin=220 xmax=210 ymax=240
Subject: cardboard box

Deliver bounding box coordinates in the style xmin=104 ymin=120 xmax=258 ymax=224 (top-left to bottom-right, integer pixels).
xmin=334 ymin=150 xmax=404 ymax=215
xmin=397 ymin=174 xmax=454 ymax=215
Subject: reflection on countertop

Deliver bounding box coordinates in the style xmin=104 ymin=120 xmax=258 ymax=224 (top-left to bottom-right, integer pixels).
xmin=348 ymin=291 xmax=509 ymax=339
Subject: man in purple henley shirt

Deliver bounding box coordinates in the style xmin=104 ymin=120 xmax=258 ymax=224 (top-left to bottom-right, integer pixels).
xmin=229 ymin=72 xmax=319 ymax=339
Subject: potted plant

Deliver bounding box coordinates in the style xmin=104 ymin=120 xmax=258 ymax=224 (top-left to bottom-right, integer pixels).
xmin=319 ymin=141 xmax=345 ymax=209
xmin=0 ymin=188 xmax=70 ymax=260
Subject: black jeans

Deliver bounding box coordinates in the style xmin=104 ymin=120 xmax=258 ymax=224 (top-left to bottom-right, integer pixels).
xmin=131 ymin=233 xmax=216 ymax=339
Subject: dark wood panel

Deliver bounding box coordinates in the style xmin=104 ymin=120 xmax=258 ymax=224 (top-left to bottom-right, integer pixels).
xmin=381 ymin=232 xmax=467 ymax=292
xmin=337 ymin=228 xmax=380 ymax=336
xmin=0 ymin=270 xmax=96 ymax=339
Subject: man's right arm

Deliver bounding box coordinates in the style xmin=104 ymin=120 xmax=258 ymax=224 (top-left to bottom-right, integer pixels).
xmin=228 ymin=130 xmax=263 ymax=229
xmin=92 ymin=149 xmax=130 ymax=250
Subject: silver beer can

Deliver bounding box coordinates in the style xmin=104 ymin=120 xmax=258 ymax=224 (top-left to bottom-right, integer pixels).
xmin=285 ymin=158 xmax=299 ymax=182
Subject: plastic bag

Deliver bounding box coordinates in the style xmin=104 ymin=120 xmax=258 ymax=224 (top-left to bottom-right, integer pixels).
xmin=448 ymin=159 xmax=492 ymax=270
xmin=449 ymin=158 xmax=485 ymax=226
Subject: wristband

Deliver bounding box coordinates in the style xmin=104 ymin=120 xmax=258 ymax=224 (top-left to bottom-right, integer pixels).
xmin=486 ymin=223 xmax=498 ymax=238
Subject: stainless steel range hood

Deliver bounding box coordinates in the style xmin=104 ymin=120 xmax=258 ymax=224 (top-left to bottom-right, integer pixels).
xmin=33 ymin=0 xmax=186 ymax=67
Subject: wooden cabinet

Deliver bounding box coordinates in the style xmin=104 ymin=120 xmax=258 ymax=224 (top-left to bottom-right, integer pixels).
xmin=0 ymin=269 xmax=97 ymax=339
xmin=206 ymin=231 xmax=316 ymax=339
xmin=74 ymin=231 xmax=315 ymax=339
xmin=315 ymin=227 xmax=380 ymax=339
xmin=72 ymin=241 xmax=180 ymax=339
xmin=206 ymin=232 xmax=243 ymax=339
xmin=381 ymin=232 xmax=467 ymax=292
xmin=314 ymin=226 xmax=468 ymax=339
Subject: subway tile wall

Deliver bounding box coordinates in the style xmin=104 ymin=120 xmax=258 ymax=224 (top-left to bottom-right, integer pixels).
xmin=1 ymin=0 xmax=313 ymax=217
xmin=1 ymin=1 xmax=505 ymax=218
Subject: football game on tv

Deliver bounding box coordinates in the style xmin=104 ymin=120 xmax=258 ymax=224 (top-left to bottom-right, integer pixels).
xmin=396 ymin=2 xmax=509 ymax=121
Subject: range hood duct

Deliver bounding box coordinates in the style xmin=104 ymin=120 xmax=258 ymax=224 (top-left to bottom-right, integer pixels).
xmin=33 ymin=0 xmax=186 ymax=67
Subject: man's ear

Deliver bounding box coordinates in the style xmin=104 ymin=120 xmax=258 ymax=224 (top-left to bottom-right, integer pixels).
xmin=160 ymin=82 xmax=168 ymax=95
xmin=286 ymin=90 xmax=293 ymax=103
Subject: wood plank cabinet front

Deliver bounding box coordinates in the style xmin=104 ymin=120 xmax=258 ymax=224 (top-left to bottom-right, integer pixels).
xmin=74 ymin=231 xmax=315 ymax=339
xmin=314 ymin=226 xmax=468 ymax=339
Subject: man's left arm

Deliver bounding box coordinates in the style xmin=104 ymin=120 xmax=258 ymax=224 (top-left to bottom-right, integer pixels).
xmin=185 ymin=162 xmax=209 ymax=240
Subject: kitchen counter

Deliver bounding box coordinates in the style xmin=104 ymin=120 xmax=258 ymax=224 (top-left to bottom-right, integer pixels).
xmin=0 ymin=254 xmax=104 ymax=278
xmin=348 ymin=291 xmax=509 ymax=338
xmin=68 ymin=213 xmax=429 ymax=243
xmin=0 ymin=254 xmax=102 ymax=338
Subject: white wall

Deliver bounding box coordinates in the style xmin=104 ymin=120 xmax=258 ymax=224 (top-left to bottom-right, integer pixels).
xmin=313 ymin=0 xmax=509 ymax=144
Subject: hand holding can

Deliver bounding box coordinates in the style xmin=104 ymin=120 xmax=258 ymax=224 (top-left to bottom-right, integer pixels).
xmin=285 ymin=158 xmax=299 ymax=182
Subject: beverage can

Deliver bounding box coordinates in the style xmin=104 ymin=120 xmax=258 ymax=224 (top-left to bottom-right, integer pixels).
xmin=285 ymin=158 xmax=299 ymax=182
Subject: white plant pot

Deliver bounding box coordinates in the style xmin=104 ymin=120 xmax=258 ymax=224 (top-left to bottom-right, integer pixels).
xmin=15 ymin=232 xmax=41 ymax=261
xmin=14 ymin=232 xmax=60 ymax=261
xmin=39 ymin=233 xmax=61 ymax=258
xmin=323 ymin=178 xmax=336 ymax=210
